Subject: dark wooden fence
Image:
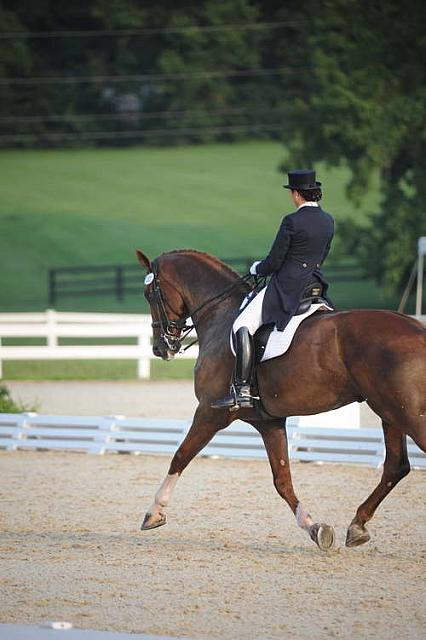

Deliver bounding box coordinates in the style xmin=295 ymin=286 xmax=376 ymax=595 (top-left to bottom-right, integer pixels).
xmin=47 ymin=258 xmax=254 ymax=306
xmin=47 ymin=259 xmax=366 ymax=306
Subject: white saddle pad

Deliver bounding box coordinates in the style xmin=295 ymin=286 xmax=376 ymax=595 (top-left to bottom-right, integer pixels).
xmin=231 ymin=302 xmax=333 ymax=362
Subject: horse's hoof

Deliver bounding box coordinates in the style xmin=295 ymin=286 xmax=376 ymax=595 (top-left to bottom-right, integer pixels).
xmin=346 ymin=523 xmax=370 ymax=547
xmin=141 ymin=512 xmax=167 ymax=531
xmin=311 ymin=523 xmax=336 ymax=550
xmin=317 ymin=523 xmax=336 ymax=550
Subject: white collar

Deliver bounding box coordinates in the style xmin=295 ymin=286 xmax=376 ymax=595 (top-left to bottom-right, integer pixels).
xmin=297 ymin=201 xmax=319 ymax=210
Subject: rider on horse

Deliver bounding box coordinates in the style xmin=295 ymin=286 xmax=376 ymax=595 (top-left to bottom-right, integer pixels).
xmin=211 ymin=169 xmax=335 ymax=411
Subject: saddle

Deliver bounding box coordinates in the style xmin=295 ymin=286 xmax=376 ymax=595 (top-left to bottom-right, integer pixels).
xmin=253 ymin=282 xmax=330 ymax=363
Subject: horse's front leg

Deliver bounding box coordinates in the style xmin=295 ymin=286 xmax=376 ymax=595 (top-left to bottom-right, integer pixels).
xmin=346 ymin=423 xmax=410 ymax=547
xmin=141 ymin=405 xmax=231 ymax=530
xmin=254 ymin=420 xmax=335 ymax=550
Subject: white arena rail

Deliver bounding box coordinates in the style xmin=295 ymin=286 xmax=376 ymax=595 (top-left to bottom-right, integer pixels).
xmin=0 ymin=310 xmax=197 ymax=379
xmin=0 ymin=413 xmax=425 ymax=468
xmin=0 ymin=311 xmax=423 ymax=380
xmin=0 ymin=622 xmax=172 ymax=640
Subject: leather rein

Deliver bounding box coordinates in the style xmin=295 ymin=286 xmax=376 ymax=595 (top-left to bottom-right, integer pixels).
xmin=147 ymin=262 xmax=255 ymax=354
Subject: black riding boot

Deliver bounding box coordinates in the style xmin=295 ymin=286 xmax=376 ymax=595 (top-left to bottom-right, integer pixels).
xmin=211 ymin=327 xmax=255 ymax=410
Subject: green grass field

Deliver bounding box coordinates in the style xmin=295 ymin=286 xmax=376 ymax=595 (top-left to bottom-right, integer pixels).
xmin=1 ymin=337 xmax=196 ymax=380
xmin=0 ymin=141 xmax=394 ymax=313
xmin=0 ymin=141 xmax=400 ymax=380
xmin=2 ymin=358 xmax=196 ymax=381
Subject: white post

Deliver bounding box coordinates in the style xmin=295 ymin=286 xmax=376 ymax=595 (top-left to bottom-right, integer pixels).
xmin=416 ymin=237 xmax=426 ymax=317
xmin=46 ymin=308 xmax=58 ymax=348
xmin=137 ymin=333 xmax=151 ymax=379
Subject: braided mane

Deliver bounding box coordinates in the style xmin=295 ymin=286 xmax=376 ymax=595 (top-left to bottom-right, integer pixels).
xmin=158 ymin=249 xmax=242 ymax=281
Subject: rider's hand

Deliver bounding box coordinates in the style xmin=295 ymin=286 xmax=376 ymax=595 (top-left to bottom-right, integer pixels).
xmin=250 ymin=261 xmax=261 ymax=275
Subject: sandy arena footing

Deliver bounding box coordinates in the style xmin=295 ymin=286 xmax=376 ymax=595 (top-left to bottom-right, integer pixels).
xmin=0 ymin=450 xmax=425 ymax=639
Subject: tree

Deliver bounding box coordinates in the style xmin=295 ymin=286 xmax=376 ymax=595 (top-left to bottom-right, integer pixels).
xmin=283 ymin=0 xmax=426 ymax=292
xmin=152 ymin=0 xmax=266 ymax=144
xmin=0 ymin=0 xmax=307 ymax=147
xmin=0 ymin=5 xmax=33 ymax=127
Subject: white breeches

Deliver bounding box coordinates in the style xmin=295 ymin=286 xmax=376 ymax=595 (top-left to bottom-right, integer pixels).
xmin=233 ymin=287 xmax=267 ymax=335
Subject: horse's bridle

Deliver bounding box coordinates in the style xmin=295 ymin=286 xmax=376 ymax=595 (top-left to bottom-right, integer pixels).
xmin=145 ymin=261 xmax=256 ymax=355
xmin=146 ymin=263 xmax=191 ymax=354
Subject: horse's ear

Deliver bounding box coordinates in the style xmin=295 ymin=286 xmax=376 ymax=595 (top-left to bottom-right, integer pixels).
xmin=136 ymin=249 xmax=151 ymax=271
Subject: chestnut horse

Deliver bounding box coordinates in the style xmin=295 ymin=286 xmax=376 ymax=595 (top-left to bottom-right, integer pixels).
xmin=136 ymin=248 xmax=426 ymax=550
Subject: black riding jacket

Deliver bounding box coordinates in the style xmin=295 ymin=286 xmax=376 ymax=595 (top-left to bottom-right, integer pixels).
xmin=256 ymin=204 xmax=334 ymax=331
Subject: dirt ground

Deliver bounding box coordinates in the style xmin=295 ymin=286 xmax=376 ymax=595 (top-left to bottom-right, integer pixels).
xmin=5 ymin=380 xmax=199 ymax=419
xmin=5 ymin=380 xmax=382 ymax=426
xmin=0 ymin=450 xmax=425 ymax=639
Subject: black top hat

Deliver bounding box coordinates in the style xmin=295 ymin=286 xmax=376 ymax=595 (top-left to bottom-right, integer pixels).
xmin=283 ymin=169 xmax=321 ymax=190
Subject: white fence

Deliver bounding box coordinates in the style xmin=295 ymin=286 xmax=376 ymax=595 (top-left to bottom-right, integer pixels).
xmin=0 ymin=311 xmax=424 ymax=380
xmin=1 ymin=412 xmax=425 ymax=468
xmin=0 ymin=623 xmax=157 ymax=640
xmin=0 ymin=310 xmax=197 ymax=379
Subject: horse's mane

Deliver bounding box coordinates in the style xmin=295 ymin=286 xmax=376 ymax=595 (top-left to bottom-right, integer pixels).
xmin=157 ymin=249 xmax=243 ymax=282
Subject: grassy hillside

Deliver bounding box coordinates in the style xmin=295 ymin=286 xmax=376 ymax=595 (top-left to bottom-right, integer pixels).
xmin=0 ymin=141 xmax=396 ymax=312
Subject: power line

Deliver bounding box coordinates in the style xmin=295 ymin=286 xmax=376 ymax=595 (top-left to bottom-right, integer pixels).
xmin=0 ymin=21 xmax=303 ymax=40
xmin=0 ymin=106 xmax=287 ymax=124
xmin=0 ymin=123 xmax=285 ymax=143
xmin=0 ymin=67 xmax=298 ymax=86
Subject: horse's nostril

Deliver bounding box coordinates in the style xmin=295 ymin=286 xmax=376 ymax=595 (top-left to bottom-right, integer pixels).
xmin=153 ymin=346 xmax=161 ymax=357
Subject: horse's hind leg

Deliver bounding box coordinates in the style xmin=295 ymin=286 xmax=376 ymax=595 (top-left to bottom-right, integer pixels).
xmin=141 ymin=405 xmax=231 ymax=530
xmin=254 ymin=420 xmax=335 ymax=550
xmin=346 ymin=422 xmax=410 ymax=547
